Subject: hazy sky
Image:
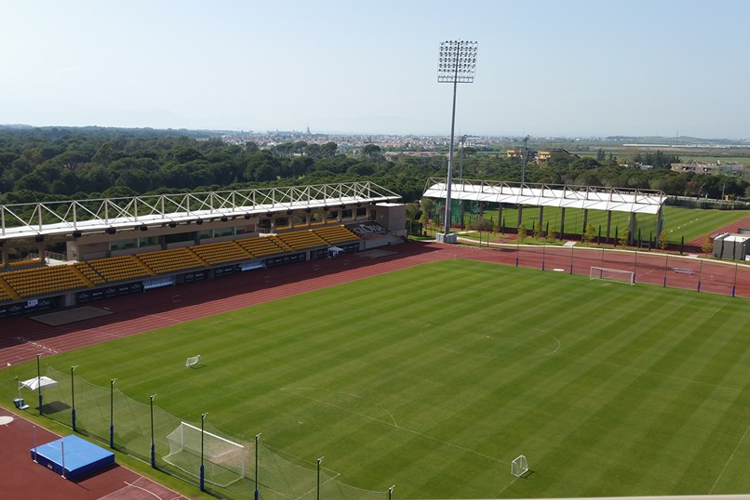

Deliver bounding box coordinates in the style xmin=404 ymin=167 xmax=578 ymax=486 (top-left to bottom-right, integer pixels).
xmin=2 ymin=0 xmax=748 ymax=138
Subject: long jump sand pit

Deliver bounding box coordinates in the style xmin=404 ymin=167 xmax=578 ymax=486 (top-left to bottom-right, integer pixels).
xmin=31 ymin=306 xmax=113 ymax=327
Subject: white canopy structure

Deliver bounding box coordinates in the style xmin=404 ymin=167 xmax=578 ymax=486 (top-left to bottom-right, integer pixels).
xmin=0 ymin=181 xmax=400 ymax=242
xmin=20 ymin=376 xmax=58 ymax=391
xmin=423 ymin=178 xmax=666 ymax=215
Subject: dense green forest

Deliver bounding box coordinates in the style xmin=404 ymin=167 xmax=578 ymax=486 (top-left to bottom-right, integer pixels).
xmin=1 ymin=127 xmax=747 ymax=207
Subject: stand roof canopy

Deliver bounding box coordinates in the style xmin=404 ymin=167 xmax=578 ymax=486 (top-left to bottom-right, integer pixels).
xmin=423 ymin=178 xmax=666 ymax=215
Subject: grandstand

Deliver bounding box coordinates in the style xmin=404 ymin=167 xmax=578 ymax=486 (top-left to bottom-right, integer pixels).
xmin=236 ymin=236 xmax=288 ymax=258
xmin=188 ymin=241 xmax=251 ymax=266
xmin=0 ymin=182 xmax=405 ymax=317
xmin=138 ymin=248 xmax=206 ymax=275
xmin=86 ymin=255 xmax=154 ymax=283
xmin=0 ymin=265 xmax=90 ymax=298
xmin=275 ymin=231 xmax=327 ymax=251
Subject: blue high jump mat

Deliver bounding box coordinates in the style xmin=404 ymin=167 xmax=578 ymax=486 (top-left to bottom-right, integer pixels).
xmin=30 ymin=435 xmax=115 ymax=480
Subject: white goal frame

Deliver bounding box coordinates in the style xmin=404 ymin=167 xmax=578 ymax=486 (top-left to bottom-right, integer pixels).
xmin=589 ymin=266 xmax=635 ymax=285
xmin=164 ymin=421 xmax=245 ymax=487
xmin=186 ymin=354 xmax=201 ymax=368
xmin=511 ymin=455 xmax=528 ymax=477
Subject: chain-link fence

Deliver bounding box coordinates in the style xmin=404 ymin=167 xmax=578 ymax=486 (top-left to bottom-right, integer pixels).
xmin=41 ymin=366 xmax=385 ymax=500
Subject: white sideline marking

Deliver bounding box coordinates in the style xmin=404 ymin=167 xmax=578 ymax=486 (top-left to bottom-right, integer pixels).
xmin=709 ymin=417 xmax=750 ymax=493
xmin=13 ymin=337 xmax=58 ymax=354
xmin=419 ymin=331 xmax=562 ymax=358
xmin=122 ymin=480 xmax=165 ymax=500
xmin=282 ymin=387 xmax=399 ymax=427
xmin=283 ymin=386 xmax=507 ymax=465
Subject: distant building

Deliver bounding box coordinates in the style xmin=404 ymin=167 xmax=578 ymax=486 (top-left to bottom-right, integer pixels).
xmin=506 ymin=148 xmax=537 ymax=159
xmin=536 ymin=149 xmax=578 ymax=164
xmin=506 ymin=148 xmax=577 ymax=164
xmin=671 ymin=161 xmax=744 ymax=176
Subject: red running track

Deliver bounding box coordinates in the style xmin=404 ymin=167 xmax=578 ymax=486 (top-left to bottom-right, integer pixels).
xmin=0 ymin=406 xmax=187 ymax=500
xmin=1 ymin=241 xmax=749 ymax=370
xmin=1 ymin=240 xmax=749 ymax=500
xmin=687 ymin=214 xmax=750 ymax=247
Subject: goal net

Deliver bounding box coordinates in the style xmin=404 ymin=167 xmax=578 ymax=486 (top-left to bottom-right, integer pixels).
xmin=589 ymin=266 xmax=635 ymax=285
xmin=164 ymin=421 xmax=245 ymax=487
xmin=186 ymin=355 xmax=201 ymax=368
xmin=511 ymin=455 xmax=528 ymax=477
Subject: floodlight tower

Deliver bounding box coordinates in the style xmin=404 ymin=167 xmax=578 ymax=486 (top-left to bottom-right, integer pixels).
xmin=437 ymin=40 xmax=478 ymax=241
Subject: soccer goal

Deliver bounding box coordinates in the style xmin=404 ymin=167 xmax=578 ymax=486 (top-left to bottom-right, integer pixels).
xmin=185 ymin=355 xmax=201 ymax=368
xmin=511 ymin=455 xmax=528 ymax=477
xmin=589 ymin=266 xmax=635 ymax=285
xmin=164 ymin=421 xmax=246 ymax=487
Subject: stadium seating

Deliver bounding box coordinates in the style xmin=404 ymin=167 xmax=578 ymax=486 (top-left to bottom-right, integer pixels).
xmin=138 ymin=247 xmax=205 ymax=275
xmin=0 ymin=226 xmax=363 ymax=303
xmin=87 ymin=255 xmax=154 ymax=283
xmin=6 ymin=258 xmax=44 ymax=269
xmin=1 ymin=265 xmax=90 ymax=298
xmin=237 ymin=236 xmax=288 ymax=257
xmin=313 ymin=226 xmax=359 ymax=245
xmin=73 ymin=261 xmax=106 ymax=285
xmin=276 ymin=231 xmax=327 ymax=251
xmin=0 ymin=277 xmax=18 ymax=302
xmin=189 ymin=241 xmax=252 ymax=266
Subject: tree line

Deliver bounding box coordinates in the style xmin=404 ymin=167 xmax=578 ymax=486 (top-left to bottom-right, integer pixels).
xmin=1 ymin=127 xmax=747 ymax=207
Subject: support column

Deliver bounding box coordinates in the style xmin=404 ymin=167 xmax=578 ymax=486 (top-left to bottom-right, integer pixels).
xmin=606 ymin=211 xmax=612 ymax=242
xmin=538 ymin=206 xmax=544 ymax=232
xmin=560 ymin=207 xmax=566 ymax=240
xmin=655 ymin=206 xmax=664 ymax=240
xmin=582 ymin=209 xmax=589 ymax=233
xmin=479 ymin=201 xmax=485 ymax=218
xmin=1 ymin=246 xmax=8 ymax=267
xmin=37 ymin=242 xmax=47 ymax=263
xmin=517 ymin=205 xmax=523 ymax=229
xmin=628 ymin=213 xmax=637 ymax=245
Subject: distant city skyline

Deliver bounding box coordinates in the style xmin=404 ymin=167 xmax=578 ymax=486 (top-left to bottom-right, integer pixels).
xmin=2 ymin=0 xmax=749 ymax=139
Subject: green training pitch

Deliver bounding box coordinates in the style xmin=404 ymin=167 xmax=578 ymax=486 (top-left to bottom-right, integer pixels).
xmin=460 ymin=205 xmax=749 ymax=244
xmin=12 ymin=260 xmax=750 ymax=498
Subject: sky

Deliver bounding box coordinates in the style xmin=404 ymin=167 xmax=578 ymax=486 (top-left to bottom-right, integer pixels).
xmin=2 ymin=0 xmax=749 ymax=139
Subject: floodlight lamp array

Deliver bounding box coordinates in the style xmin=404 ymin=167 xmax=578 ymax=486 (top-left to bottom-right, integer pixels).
xmin=438 ymin=40 xmax=478 ymax=83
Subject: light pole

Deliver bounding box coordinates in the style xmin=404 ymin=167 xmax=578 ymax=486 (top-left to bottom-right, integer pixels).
xmin=458 ymin=135 xmax=467 ymax=183
xmin=388 ymin=484 xmax=396 ymax=500
xmin=36 ymin=354 xmax=42 ymax=415
xmin=437 ymin=39 xmax=478 ymax=241
xmin=70 ymin=366 xmax=78 ymax=431
xmin=200 ymin=412 xmax=208 ymax=491
xmin=316 ymin=456 xmax=324 ymax=500
xmin=150 ymin=394 xmax=157 ymax=468
xmin=109 ymin=378 xmax=117 ymax=448
xmin=255 ymin=433 xmax=261 ymax=500
xmin=521 ymin=135 xmax=530 ymax=184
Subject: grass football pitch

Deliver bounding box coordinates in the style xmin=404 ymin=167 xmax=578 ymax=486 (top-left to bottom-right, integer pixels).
xmin=13 ymin=260 xmax=750 ymax=498
xmin=461 ymin=205 xmax=749 ymax=244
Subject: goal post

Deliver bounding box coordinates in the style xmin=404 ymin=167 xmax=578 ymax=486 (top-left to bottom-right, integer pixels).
xmin=511 ymin=455 xmax=528 ymax=477
xmin=589 ymin=266 xmax=635 ymax=285
xmin=164 ymin=421 xmax=245 ymax=487
xmin=186 ymin=355 xmax=201 ymax=368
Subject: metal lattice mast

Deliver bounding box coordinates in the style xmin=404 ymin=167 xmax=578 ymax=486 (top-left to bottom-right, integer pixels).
xmin=438 ymin=40 xmax=477 ymax=238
